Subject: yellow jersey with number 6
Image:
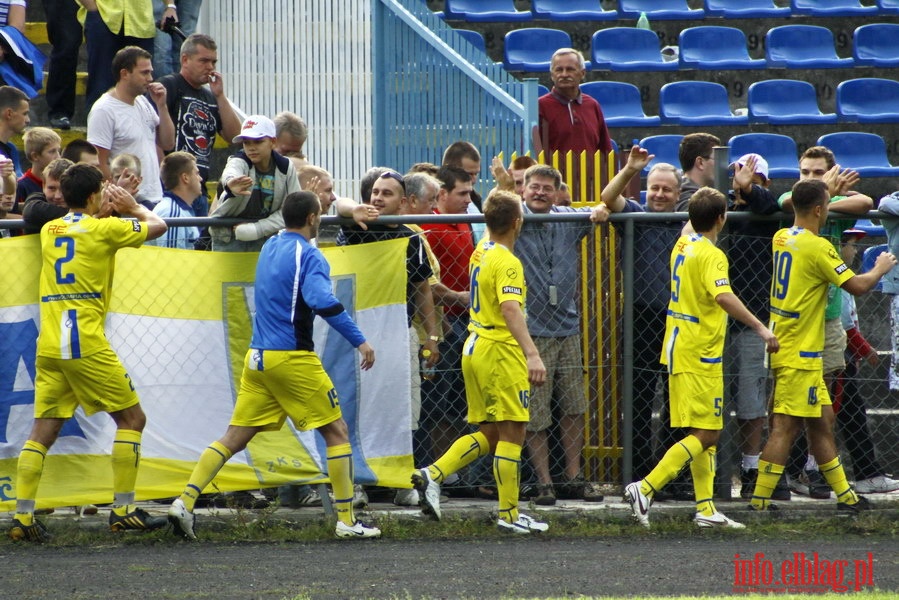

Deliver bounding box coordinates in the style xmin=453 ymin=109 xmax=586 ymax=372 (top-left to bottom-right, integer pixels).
xmin=467 ymin=239 xmax=526 ymax=345
xmin=38 ymin=213 xmax=147 ymax=359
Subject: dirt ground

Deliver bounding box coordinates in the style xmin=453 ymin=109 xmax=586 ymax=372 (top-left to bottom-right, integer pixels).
xmin=2 ymin=535 xmax=897 ymax=599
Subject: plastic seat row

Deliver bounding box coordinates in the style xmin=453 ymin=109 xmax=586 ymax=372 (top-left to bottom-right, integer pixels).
xmin=499 ymin=24 xmax=899 ymax=72
xmin=639 ymin=132 xmax=899 ymax=179
xmin=580 ymin=79 xmax=899 ymax=129
xmin=441 ymin=1 xmax=897 ymax=22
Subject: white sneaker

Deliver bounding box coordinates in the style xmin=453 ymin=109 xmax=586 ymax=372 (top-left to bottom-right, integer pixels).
xmin=854 ymin=475 xmax=899 ymax=494
xmin=352 ymin=484 xmax=368 ymax=509
xmin=335 ymin=520 xmax=381 ymax=539
xmin=624 ymin=481 xmax=651 ymax=529
xmin=411 ymin=467 xmax=442 ymax=521
xmin=167 ymin=498 xmax=196 ymax=540
xmin=694 ymin=511 xmax=746 ymax=529
xmin=393 ymin=488 xmax=420 ymax=506
xmin=497 ymin=513 xmax=549 ymax=534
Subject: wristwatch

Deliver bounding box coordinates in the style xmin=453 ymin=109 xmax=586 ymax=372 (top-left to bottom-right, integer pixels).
xmin=428 ymin=335 xmax=440 ymax=342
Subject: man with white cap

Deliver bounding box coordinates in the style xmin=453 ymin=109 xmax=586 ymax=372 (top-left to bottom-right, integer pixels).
xmin=725 ymin=153 xmax=784 ymax=499
xmin=209 ymin=114 xmax=300 ymax=251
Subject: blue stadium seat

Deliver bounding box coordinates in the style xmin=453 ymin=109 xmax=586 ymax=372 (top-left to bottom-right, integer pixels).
xmin=580 ymin=81 xmax=661 ymax=128
xmin=877 ymin=0 xmax=899 ymax=15
xmin=791 ymin=0 xmax=877 ymax=17
xmin=619 ymin=0 xmax=704 ymax=20
xmin=455 ymin=29 xmax=487 ymax=54
xmin=639 ymin=135 xmax=684 ymax=175
xmin=538 ymin=84 xmax=551 ymax=97
xmin=531 ymin=0 xmax=617 ymax=21
xmin=853 ymin=24 xmax=899 ymax=68
xmin=503 ymin=29 xmax=583 ymax=72
xmin=747 ymin=79 xmax=837 ymax=125
xmin=444 ymin=0 xmax=533 ymax=22
xmin=766 ymin=25 xmax=854 ymax=69
xmin=703 ymin=0 xmax=790 ymax=18
xmin=728 ymin=133 xmax=800 ymax=179
xmin=659 ymin=81 xmax=748 ymax=126
xmin=853 ymin=219 xmax=885 ymax=236
xmin=817 ymin=132 xmax=899 ymax=178
xmin=678 ymin=26 xmax=766 ymax=70
xmin=590 ymin=28 xmax=677 ymax=72
xmin=860 ymin=244 xmax=888 ymax=291
xmin=837 ymin=78 xmax=899 ymax=124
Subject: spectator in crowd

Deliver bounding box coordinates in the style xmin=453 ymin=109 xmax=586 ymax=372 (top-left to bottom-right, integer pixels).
xmin=536 ymin=48 xmax=612 ymax=192
xmin=147 ymin=151 xmax=202 ymax=249
xmin=624 ymin=187 xmax=778 ymax=530
xmin=878 ymin=191 xmax=899 ymax=394
xmin=0 ymin=1 xmax=24 ymax=32
xmin=408 ymin=162 xmax=439 ymax=177
xmin=835 ymin=228 xmax=899 ymax=494
xmin=0 ymin=85 xmax=29 ymax=175
xmin=554 ymin=182 xmax=571 ymax=207
xmin=509 ymin=156 xmax=537 ymax=198
xmin=0 ymin=189 xmax=15 ymax=236
xmin=442 ymin=141 xmax=486 ymax=242
xmin=43 ymin=0 xmax=81 ymax=130
xmin=166 ymin=190 xmax=380 ymax=541
xmin=0 ymin=1 xmax=46 ymax=98
xmin=87 ymin=46 xmax=175 ymax=206
xmin=602 ymin=149 xmax=688 ymax=490
xmin=152 ymin=0 xmax=204 ymax=78
xmin=503 ymin=164 xmax=608 ymax=505
xmin=412 ymin=189 xmax=550 ymax=534
xmin=209 ymin=114 xmax=300 ymax=251
xmin=79 ymin=0 xmax=155 ymax=111
xmin=8 ymin=164 xmax=168 ymax=543
xmin=274 ymin=111 xmax=309 ymax=170
xmin=21 ymin=158 xmax=72 ymax=235
xmin=724 ymin=154 xmax=784 ymax=500
xmin=109 ymin=153 xmax=153 ymax=210
xmin=0 ymin=156 xmax=14 ymax=234
xmin=297 ymin=164 xmax=339 ymax=245
xmin=15 ymin=128 xmax=62 ymax=214
xmin=420 ymin=165 xmax=475 ymax=490
xmin=62 ymin=139 xmax=101 ymax=167
xmin=778 ymin=146 xmax=873 ymax=500
xmin=157 ymin=33 xmax=241 ymax=215
xmin=750 ymin=179 xmax=895 ymax=514
xmin=677 ymin=133 xmax=720 ymax=208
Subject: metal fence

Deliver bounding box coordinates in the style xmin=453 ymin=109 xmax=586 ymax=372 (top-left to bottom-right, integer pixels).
xmin=2 ymin=211 xmax=896 ymax=501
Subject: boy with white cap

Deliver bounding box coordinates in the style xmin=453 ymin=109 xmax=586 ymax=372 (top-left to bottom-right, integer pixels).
xmin=209 ymin=114 xmax=301 ymax=251
xmin=725 ymin=153 xmax=786 ymax=500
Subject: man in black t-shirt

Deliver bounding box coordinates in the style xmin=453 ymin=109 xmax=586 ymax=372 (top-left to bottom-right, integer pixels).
xmin=156 ymin=33 xmax=241 ymax=217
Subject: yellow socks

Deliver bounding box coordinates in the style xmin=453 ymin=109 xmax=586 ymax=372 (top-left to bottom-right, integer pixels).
xmin=327 ymin=443 xmax=355 ymax=526
xmin=14 ymin=440 xmax=47 ymax=521
xmin=180 ymin=440 xmax=233 ymax=512
xmin=111 ymin=429 xmax=142 ymax=509
xmin=642 ymin=434 xmax=704 ymax=498
xmin=691 ymin=446 xmax=717 ymax=517
xmin=429 ymin=431 xmax=489 ymax=483
xmin=494 ymin=441 xmax=522 ymax=524
xmin=820 ymin=456 xmax=858 ymax=505
xmin=750 ymin=459 xmax=783 ymax=510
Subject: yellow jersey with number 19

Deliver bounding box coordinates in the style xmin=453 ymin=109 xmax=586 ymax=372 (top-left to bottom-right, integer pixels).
xmin=769 ymin=226 xmax=854 ymax=370
xmin=38 ymin=213 xmax=147 ymax=359
xmin=467 ymin=239 xmax=526 ymax=345
xmin=661 ymin=234 xmax=732 ymax=375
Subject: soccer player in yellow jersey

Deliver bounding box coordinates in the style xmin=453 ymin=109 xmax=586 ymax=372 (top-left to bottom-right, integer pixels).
xmin=412 ymin=190 xmax=550 ymax=533
xmin=750 ymin=179 xmax=897 ymax=513
xmin=8 ymin=164 xmax=168 ymax=542
xmin=624 ymin=188 xmax=779 ymax=529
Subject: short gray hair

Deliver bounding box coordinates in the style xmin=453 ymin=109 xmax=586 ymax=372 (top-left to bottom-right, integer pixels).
xmin=550 ymin=48 xmax=586 ymax=71
xmin=405 ymin=172 xmax=440 ymax=200
xmin=647 ymin=163 xmax=682 ymax=188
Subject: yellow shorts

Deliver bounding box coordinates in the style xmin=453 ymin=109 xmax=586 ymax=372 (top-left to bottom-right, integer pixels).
xmin=34 ymin=349 xmax=140 ymax=418
xmin=772 ymin=367 xmax=831 ymax=418
xmin=461 ymin=334 xmax=530 ymax=423
xmin=668 ymin=372 xmax=724 ymax=430
xmin=231 ymin=349 xmax=342 ymax=432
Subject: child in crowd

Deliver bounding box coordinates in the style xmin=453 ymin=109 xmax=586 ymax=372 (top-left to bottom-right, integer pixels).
xmin=110 ymin=154 xmax=155 ymax=210
xmin=15 ymin=127 xmax=61 ymax=212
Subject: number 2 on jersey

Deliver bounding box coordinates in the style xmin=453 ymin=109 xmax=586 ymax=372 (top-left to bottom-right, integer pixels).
xmin=54 ymin=237 xmax=76 ymax=284
xmin=772 ymin=250 xmax=792 ymax=300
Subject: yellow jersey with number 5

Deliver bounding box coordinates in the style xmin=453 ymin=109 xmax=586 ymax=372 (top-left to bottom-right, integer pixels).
xmin=467 ymin=239 xmax=526 ymax=345
xmin=661 ymin=234 xmax=732 ymax=375
xmin=38 ymin=213 xmax=147 ymax=359
xmin=769 ymin=226 xmax=854 ymax=370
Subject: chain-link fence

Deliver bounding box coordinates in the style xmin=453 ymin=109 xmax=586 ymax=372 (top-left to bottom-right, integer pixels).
xmin=2 ymin=211 xmax=896 ymax=503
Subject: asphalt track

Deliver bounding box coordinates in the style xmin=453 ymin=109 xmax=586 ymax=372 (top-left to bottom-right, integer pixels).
xmin=2 ymin=496 xmax=898 ymax=599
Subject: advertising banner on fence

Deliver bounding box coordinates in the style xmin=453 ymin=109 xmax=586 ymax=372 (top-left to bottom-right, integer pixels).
xmin=0 ymin=236 xmax=411 ymax=510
